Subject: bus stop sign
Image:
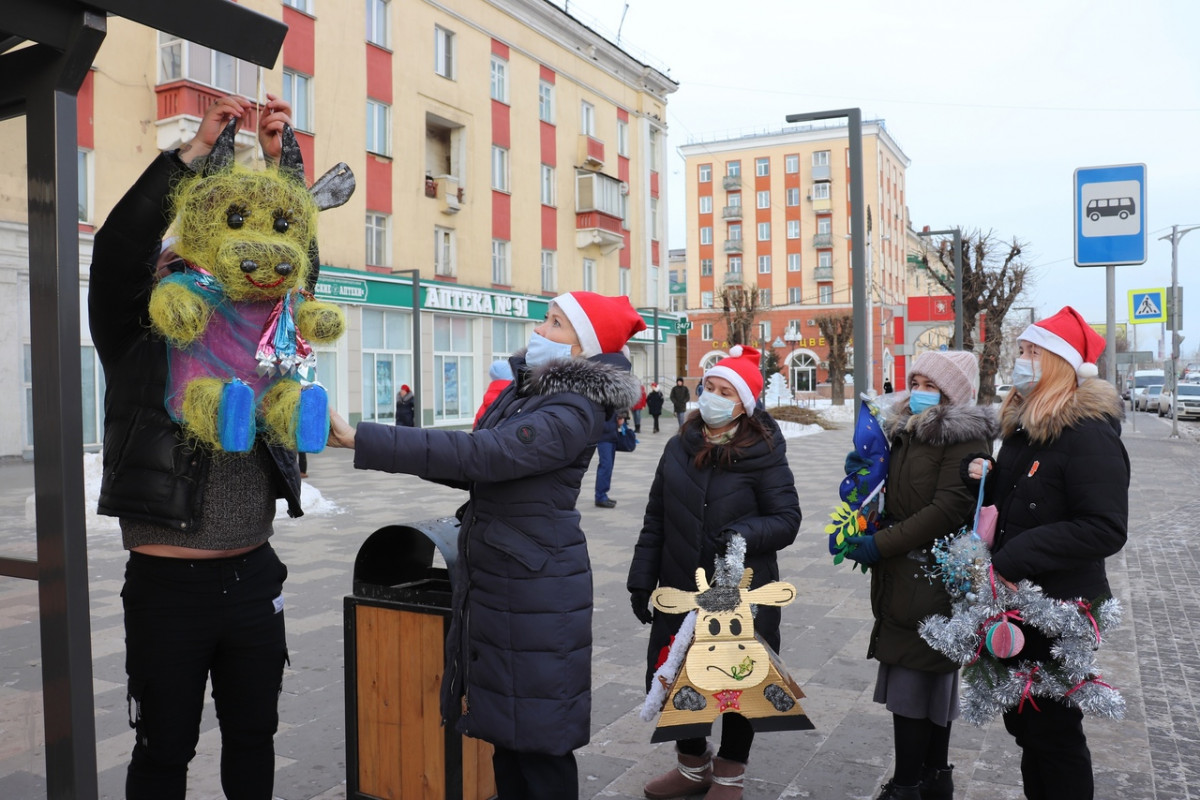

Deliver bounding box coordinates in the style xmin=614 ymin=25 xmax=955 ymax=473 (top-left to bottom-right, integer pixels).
xmin=1074 ymin=164 xmax=1147 ymax=267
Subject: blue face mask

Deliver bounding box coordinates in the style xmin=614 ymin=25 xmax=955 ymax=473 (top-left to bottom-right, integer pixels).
xmin=525 ymin=332 xmax=575 ymax=367
xmin=1012 ymin=358 xmax=1041 ymax=396
xmin=909 ymin=389 xmax=942 ymax=415
xmin=698 ymin=391 xmax=741 ymax=427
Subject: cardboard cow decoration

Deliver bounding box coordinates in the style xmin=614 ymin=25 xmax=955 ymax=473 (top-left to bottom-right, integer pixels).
xmin=148 ymin=118 xmax=354 ymax=453
xmin=641 ymin=538 xmax=814 ymax=742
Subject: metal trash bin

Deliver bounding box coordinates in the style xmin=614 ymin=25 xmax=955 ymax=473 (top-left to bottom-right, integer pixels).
xmin=344 ymin=518 xmax=496 ymax=800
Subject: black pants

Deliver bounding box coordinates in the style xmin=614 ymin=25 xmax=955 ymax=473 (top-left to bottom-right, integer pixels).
xmin=122 ymin=544 xmax=289 ymax=800
xmin=492 ymin=746 xmax=578 ymax=800
xmin=650 ymin=413 xmax=660 ymax=432
xmin=1003 ymin=699 xmax=1093 ymax=800
xmin=678 ymin=713 xmax=754 ymax=764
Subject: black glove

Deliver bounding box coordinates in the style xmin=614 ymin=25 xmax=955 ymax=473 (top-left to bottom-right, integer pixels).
xmin=630 ymin=590 xmax=653 ymax=625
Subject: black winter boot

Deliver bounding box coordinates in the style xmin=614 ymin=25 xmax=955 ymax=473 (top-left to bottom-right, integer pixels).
xmin=919 ymin=764 xmax=954 ymax=800
xmin=876 ymin=780 xmax=922 ymax=800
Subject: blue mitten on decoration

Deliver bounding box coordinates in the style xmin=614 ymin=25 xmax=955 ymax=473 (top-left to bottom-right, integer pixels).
xmin=296 ymin=383 xmax=330 ymax=453
xmin=218 ymin=379 xmax=256 ymax=452
xmin=847 ymin=534 xmax=881 ymax=566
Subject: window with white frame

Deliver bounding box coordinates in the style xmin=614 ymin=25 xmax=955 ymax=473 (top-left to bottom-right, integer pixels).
xmin=77 ymin=149 xmax=92 ymax=223
xmin=785 ymin=187 xmax=800 ymax=206
xmin=728 ymin=256 xmax=742 ymax=273
xmin=490 ymin=55 xmax=508 ymax=103
xmin=728 ymin=192 xmax=742 ymax=207
xmin=580 ymin=100 xmax=596 ymax=136
xmin=700 ymin=258 xmax=713 ymax=276
xmin=491 ymin=239 xmax=511 ymax=284
xmin=758 ymin=255 xmax=771 ymax=274
xmin=699 ymin=195 xmax=712 ymax=215
xmin=284 ymin=0 xmax=312 ymax=12
xmin=619 ymin=268 xmax=631 ymax=297
xmin=818 ymin=250 xmax=832 ymax=268
xmin=432 ymin=315 xmax=474 ymax=422
xmin=365 ymin=212 xmax=390 ymax=266
xmin=582 ymin=258 xmax=597 ymax=291
xmin=728 ymin=223 xmax=742 ymax=242
xmin=158 ymin=32 xmax=259 ymax=96
xmin=699 ymin=164 xmax=712 ymax=182
xmin=727 ymin=160 xmax=741 ymax=177
xmin=700 ymin=226 xmax=713 ymax=245
xmin=617 ymin=118 xmax=629 ymax=156
xmin=785 ymin=154 xmax=799 ymax=173
xmin=538 ymin=80 xmax=555 ymax=123
xmin=493 ymin=318 xmax=530 ymax=360
xmin=434 ymin=25 xmax=455 ymax=78
xmin=755 ymin=157 xmax=769 ymax=177
xmin=756 ymin=190 xmax=770 ymax=209
xmin=649 ymin=128 xmax=661 ymax=171
xmin=817 ymin=216 xmax=832 ymax=235
xmin=366 ymin=99 xmax=390 ymax=155
xmin=650 ymin=197 xmax=660 ymax=239
xmin=541 ymin=249 xmax=556 ymax=292
xmin=788 ymin=287 xmax=802 ymax=303
xmin=759 ymin=290 xmax=771 ymax=309
xmin=787 ymin=252 xmax=801 ymax=272
xmin=702 ymin=323 xmax=713 ymax=340
xmin=491 ymin=145 xmax=509 ymax=191
xmin=540 ymin=164 xmax=556 ymax=206
xmin=757 ymin=222 xmax=770 ymax=241
xmin=282 ymin=69 xmax=312 ymax=131
xmin=813 ymin=150 xmax=830 ymax=166
xmin=701 ymin=291 xmax=714 ymax=308
xmin=434 ymin=226 xmax=456 ymax=277
xmin=787 ymin=219 xmax=800 ymax=239
xmin=812 ymin=182 xmax=830 ymax=200
xmin=576 ymin=170 xmax=623 ymax=216
xmin=366 ymin=0 xmax=389 ymax=47
xmin=362 ymin=308 xmax=413 ymax=423
xmin=818 ymin=283 xmax=833 ymax=304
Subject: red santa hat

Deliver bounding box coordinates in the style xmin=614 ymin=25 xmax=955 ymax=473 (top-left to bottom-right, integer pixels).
xmin=553 ymin=291 xmax=647 ymax=357
xmin=1018 ymin=305 xmax=1106 ymax=380
xmin=704 ymin=345 xmax=762 ymax=411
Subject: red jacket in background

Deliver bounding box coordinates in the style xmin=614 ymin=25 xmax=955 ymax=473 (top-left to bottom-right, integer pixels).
xmin=474 ymin=379 xmax=512 ymax=427
xmin=632 ymin=386 xmax=647 ymax=411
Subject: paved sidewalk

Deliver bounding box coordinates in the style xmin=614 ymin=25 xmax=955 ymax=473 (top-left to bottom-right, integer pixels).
xmin=0 ymin=407 xmax=1197 ymax=799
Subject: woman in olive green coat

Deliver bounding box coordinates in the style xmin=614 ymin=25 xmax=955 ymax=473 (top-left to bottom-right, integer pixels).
xmin=846 ymin=351 xmax=997 ymax=800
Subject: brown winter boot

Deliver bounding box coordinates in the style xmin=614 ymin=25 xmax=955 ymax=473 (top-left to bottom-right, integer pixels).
xmin=703 ymin=756 xmax=746 ymax=800
xmin=643 ymin=742 xmax=715 ymax=799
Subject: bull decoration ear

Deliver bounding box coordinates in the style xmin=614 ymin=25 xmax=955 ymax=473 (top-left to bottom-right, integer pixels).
xmin=310 ymin=163 xmax=356 ymax=210
xmin=202 ymin=117 xmax=241 ymax=176
xmin=278 ymin=123 xmax=305 ymax=184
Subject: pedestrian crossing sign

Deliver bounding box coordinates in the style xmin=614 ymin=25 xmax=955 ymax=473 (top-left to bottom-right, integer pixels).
xmin=1128 ymin=288 xmax=1166 ymax=324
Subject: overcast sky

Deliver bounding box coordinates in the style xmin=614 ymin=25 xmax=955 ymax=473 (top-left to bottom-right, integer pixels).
xmin=550 ymin=0 xmax=1200 ymax=363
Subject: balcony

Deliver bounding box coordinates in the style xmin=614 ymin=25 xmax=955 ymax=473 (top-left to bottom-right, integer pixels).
xmin=813 ymin=265 xmax=833 ymax=280
xmin=578 ymin=134 xmax=605 ymax=170
xmin=811 ymin=163 xmax=831 ymax=182
xmin=576 ymin=210 xmax=625 ymax=254
xmin=435 ymin=174 xmax=463 ymax=214
xmin=810 ymin=195 xmax=833 ymax=212
xmin=722 ymin=175 xmax=741 ymax=191
xmin=811 ymin=232 xmax=833 ymax=248
xmin=723 ymin=238 xmax=743 ymax=254
xmin=155 ymin=80 xmax=258 ymax=152
xmin=722 ymin=205 xmax=742 ymax=220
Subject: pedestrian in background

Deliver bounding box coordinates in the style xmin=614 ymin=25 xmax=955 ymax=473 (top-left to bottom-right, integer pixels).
xmin=670 ymin=377 xmax=691 ymax=427
xmin=593 ymin=408 xmax=627 ymax=509
xmin=394 ymin=384 xmax=415 ymax=426
xmin=845 ymin=350 xmax=997 ymax=800
xmin=631 ymin=384 xmax=647 ymax=433
xmin=474 ymin=359 xmax=513 ymax=427
xmin=628 ymin=346 xmax=801 ymax=800
xmin=964 ymin=306 xmax=1128 ymax=800
xmin=646 ymin=382 xmax=665 ymax=433
xmin=883 ymin=379 xmax=894 ymax=394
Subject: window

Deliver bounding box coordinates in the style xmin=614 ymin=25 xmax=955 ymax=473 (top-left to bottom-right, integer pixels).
xmin=541 ymin=164 xmax=556 ymax=206
xmin=576 ymin=170 xmax=624 ymax=216
xmin=701 ymin=291 xmax=714 ymax=308
xmin=282 ymin=70 xmax=312 ymax=131
xmin=788 ymin=287 xmax=802 ymax=303
xmin=366 ymin=99 xmax=390 ymax=155
xmin=728 ymin=192 xmax=742 ymax=208
xmin=362 ymin=309 xmax=413 ymax=423
xmin=728 ymin=256 xmax=742 ymax=273
xmin=541 ymin=249 xmax=556 ymax=292
xmin=490 ymin=55 xmax=508 ymax=102
xmin=817 ymin=216 xmax=832 ymax=235
xmin=758 ymin=255 xmax=771 ymax=274
xmin=77 ymin=149 xmax=92 ymax=223
xmin=727 ymin=160 xmax=741 ymax=177
xmin=432 ymin=315 xmax=475 ymax=423
xmin=813 ymin=150 xmax=830 ymax=166
xmin=366 ymin=0 xmax=389 ymax=47
xmin=758 ymin=319 xmax=771 ymax=340
xmin=619 ymin=268 xmax=631 ymax=297
xmin=818 ymin=250 xmax=832 ymax=268
xmin=650 ymin=197 xmax=660 ymax=239
xmin=787 ymin=219 xmax=800 ymax=239
xmin=785 ymin=154 xmax=799 ymax=174
xmin=757 ymin=222 xmax=771 ymax=241
xmin=700 ymin=258 xmax=713 ymax=276
xmin=699 ymin=196 xmax=713 ymax=215
xmin=649 ymin=128 xmax=661 ymax=171
xmin=491 ymin=146 xmax=509 ymax=191
xmin=702 ymin=323 xmax=713 ymax=340
xmin=787 ymin=253 xmax=801 ymax=272
xmin=617 ymin=119 xmax=629 ymax=156
xmin=582 ymin=258 xmax=597 ymax=291
xmin=580 ymin=101 xmax=596 ymax=136
xmin=700 ymin=227 xmax=713 ymax=245
xmin=812 ymin=183 xmax=830 ymax=200
xmin=493 ymin=319 xmax=530 ymax=362
xmin=284 ymin=0 xmax=312 ymax=11
xmin=755 ymin=157 xmax=769 ymax=177
xmin=434 ymin=226 xmax=456 ymax=277
xmin=157 ymin=32 xmax=258 ymax=96
xmin=491 ymin=239 xmax=511 ymax=285
xmin=785 ymin=187 xmax=800 ymax=206
xmin=728 ymin=223 xmax=742 ymax=242
xmin=756 ymin=190 xmax=770 ymax=209
xmin=818 ymin=284 xmax=833 ymax=304
xmin=434 ymin=25 xmax=455 ymax=78
xmin=365 ymin=212 xmax=390 ymax=266
xmin=699 ymin=164 xmax=712 ymax=183
xmin=538 ymin=80 xmax=555 ymax=122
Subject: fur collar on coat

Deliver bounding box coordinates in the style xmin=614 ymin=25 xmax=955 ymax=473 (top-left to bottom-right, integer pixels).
xmin=513 ymin=351 xmax=643 ymax=411
xmin=884 ymin=401 xmax=999 ymax=447
xmin=999 ymin=378 xmax=1124 ymax=443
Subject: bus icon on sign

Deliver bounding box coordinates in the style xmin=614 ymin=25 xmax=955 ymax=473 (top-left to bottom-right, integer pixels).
xmin=1087 ymin=197 xmax=1135 ymax=222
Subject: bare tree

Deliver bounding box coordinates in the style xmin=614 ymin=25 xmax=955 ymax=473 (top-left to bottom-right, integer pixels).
xmin=718 ymin=282 xmax=761 ymax=346
xmin=816 ymin=312 xmax=854 ymax=406
xmin=921 ymin=230 xmax=1032 ymax=404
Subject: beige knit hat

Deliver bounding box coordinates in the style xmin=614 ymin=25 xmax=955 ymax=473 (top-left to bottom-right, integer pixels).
xmin=907 ymin=350 xmax=978 ymax=405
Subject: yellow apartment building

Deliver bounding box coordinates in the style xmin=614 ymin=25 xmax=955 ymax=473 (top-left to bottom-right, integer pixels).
xmin=678 ymin=120 xmax=912 ymax=392
xmin=0 ymin=0 xmax=678 ymax=456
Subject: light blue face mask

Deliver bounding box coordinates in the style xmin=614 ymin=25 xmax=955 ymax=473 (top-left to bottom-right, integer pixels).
xmin=1012 ymin=358 xmax=1041 ymax=396
xmin=525 ymin=332 xmax=575 ymax=367
xmin=698 ymin=391 xmax=741 ymax=427
xmin=909 ymin=389 xmax=942 ymax=415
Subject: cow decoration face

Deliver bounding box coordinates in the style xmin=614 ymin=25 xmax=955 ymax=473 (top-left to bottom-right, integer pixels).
xmin=147 ymin=118 xmax=355 ymax=453
xmin=646 ymin=563 xmax=814 ymax=742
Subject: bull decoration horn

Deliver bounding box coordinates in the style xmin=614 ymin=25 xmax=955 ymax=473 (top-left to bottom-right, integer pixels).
xmin=202 ymin=117 xmax=241 ymax=176
xmin=277 ymin=123 xmax=305 ymax=184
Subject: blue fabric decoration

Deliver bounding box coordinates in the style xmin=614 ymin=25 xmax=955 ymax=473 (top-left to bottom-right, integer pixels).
xmin=218 ymin=379 xmax=255 ymax=452
xmin=826 ymin=397 xmax=891 ymax=560
xmin=295 ymin=382 xmax=329 ymax=453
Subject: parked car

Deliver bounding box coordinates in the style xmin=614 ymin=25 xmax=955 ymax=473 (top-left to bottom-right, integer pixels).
xmin=1136 ymin=384 xmax=1164 ymax=413
xmin=994 ymin=384 xmax=1013 ymax=403
xmin=1160 ymin=384 xmax=1200 ymax=420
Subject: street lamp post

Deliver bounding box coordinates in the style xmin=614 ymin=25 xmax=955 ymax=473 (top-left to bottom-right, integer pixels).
xmin=637 ymin=305 xmax=661 ymax=385
xmin=391 ymin=268 xmax=422 ymax=427
xmin=784 ymin=325 xmax=801 ymax=403
xmin=1158 ymin=224 xmax=1199 ymax=439
xmin=916 ymin=228 xmax=964 ymax=349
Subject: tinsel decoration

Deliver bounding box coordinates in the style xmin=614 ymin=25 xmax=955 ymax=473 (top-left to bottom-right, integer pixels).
xmin=919 ymin=530 xmax=1125 ymax=725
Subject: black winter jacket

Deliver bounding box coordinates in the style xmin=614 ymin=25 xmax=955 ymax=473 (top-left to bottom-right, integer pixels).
xmin=669 ymin=384 xmax=691 ymax=413
xmin=354 ymin=351 xmax=640 ymax=755
xmin=89 ymin=153 xmax=302 ymax=531
xmin=627 ymin=411 xmax=801 ymax=685
xmin=646 ymin=389 xmax=665 ymax=415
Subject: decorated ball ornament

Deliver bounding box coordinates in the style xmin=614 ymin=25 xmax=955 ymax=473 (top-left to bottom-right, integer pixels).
xmin=985 ymin=620 xmax=1025 ymax=658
